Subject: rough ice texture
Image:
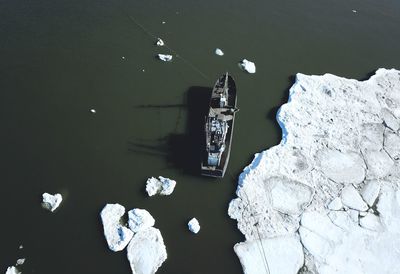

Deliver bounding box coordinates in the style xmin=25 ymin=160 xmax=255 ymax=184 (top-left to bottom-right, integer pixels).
xmin=128 ymin=208 xmax=155 ymax=233
xmin=41 ymin=192 xmax=62 ymax=212
xmin=188 ymin=218 xmax=200 ymax=234
xmin=127 ymin=227 xmax=167 ymax=274
xmin=5 ymin=266 xmax=20 ymax=274
xmin=234 ymin=235 xmax=304 ymax=274
xmin=229 ymin=69 xmax=400 ymax=274
xmin=215 ymin=48 xmax=224 ymax=56
xmin=100 ymin=204 xmax=134 ymax=252
xmin=146 ymin=176 xmax=176 ymax=196
xmin=157 ymin=54 xmax=172 ymax=62
xmin=238 ymin=59 xmax=256 ymax=73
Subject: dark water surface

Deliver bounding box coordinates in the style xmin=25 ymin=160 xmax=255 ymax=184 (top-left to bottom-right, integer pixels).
xmin=1 ymin=0 xmax=400 ymax=273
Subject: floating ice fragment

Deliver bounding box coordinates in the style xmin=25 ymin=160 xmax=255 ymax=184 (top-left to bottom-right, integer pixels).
xmin=146 ymin=176 xmax=176 ymax=196
xmin=100 ymin=203 xmax=134 ymax=252
xmin=16 ymin=258 xmax=25 ymax=266
xmin=5 ymin=266 xmax=20 ymax=274
xmin=42 ymin=193 xmax=63 ymax=212
xmin=238 ymin=59 xmax=256 ymax=73
xmin=188 ymin=218 xmax=200 ymax=234
xmin=90 ymin=109 xmax=96 ymax=113
xmin=215 ymin=48 xmax=224 ymax=56
xmin=128 ymin=208 xmax=155 ymax=233
xmin=127 ymin=227 xmax=167 ymax=274
xmin=352 ymin=9 xmax=357 ymax=13
xmin=157 ymin=54 xmax=173 ymax=62
xmin=156 ymin=38 xmax=164 ymax=47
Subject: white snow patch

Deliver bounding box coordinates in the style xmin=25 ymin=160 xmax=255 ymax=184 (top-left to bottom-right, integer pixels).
xmin=16 ymin=258 xmax=25 ymax=266
xmin=157 ymin=54 xmax=172 ymax=62
xmin=127 ymin=227 xmax=167 ymax=274
xmin=156 ymin=38 xmax=164 ymax=47
xmin=238 ymin=59 xmax=256 ymax=73
xmin=41 ymin=193 xmax=62 ymax=212
xmin=128 ymin=208 xmax=155 ymax=233
xmin=327 ymin=197 xmax=343 ymax=210
xmin=146 ymin=176 xmax=176 ymax=196
xmin=5 ymin=266 xmax=20 ymax=274
xmin=361 ymin=180 xmax=381 ymax=207
xmin=215 ymin=48 xmax=224 ymax=56
xmin=188 ymin=218 xmax=200 ymax=234
xmin=100 ymin=203 xmax=134 ymax=252
xmin=341 ymin=185 xmax=368 ymax=211
xmin=234 ymin=235 xmax=304 ymax=274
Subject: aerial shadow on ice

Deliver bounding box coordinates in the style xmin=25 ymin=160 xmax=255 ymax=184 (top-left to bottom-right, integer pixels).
xmin=128 ymin=86 xmax=211 ymax=176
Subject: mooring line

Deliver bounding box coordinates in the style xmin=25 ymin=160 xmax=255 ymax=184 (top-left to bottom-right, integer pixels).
xmin=127 ymin=15 xmax=210 ymax=80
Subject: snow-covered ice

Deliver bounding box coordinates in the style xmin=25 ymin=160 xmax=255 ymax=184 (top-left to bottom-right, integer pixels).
xmin=100 ymin=203 xmax=134 ymax=252
xmin=5 ymin=266 xmax=20 ymax=274
xmin=234 ymin=235 xmax=303 ymax=274
xmin=156 ymin=38 xmax=164 ymax=46
xmin=229 ymin=68 xmax=400 ymax=274
xmin=238 ymin=59 xmax=256 ymax=73
xmin=215 ymin=48 xmax=224 ymax=56
xmin=16 ymin=258 xmax=25 ymax=266
xmin=41 ymin=192 xmax=62 ymax=212
xmin=157 ymin=54 xmax=172 ymax=62
xmin=188 ymin=218 xmax=200 ymax=234
xmin=128 ymin=208 xmax=155 ymax=233
xmin=127 ymin=227 xmax=167 ymax=274
xmin=341 ymin=184 xmax=368 ymax=211
xmin=146 ymin=176 xmax=176 ymax=196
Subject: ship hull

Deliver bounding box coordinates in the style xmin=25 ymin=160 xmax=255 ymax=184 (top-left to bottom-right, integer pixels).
xmin=201 ymin=73 xmax=237 ymax=178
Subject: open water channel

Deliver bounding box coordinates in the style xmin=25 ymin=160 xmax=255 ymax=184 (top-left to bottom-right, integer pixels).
xmin=1 ymin=0 xmax=400 ymax=273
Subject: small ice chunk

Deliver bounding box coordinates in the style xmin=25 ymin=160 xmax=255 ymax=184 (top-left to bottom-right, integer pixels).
xmin=156 ymin=38 xmax=164 ymax=46
xmin=146 ymin=176 xmax=176 ymax=196
xmin=361 ymin=180 xmax=381 ymax=207
xmin=100 ymin=203 xmax=134 ymax=252
xmin=188 ymin=218 xmax=200 ymax=234
xmin=360 ymin=212 xmax=383 ymax=231
xmin=162 ymin=21 xmax=166 ymax=24
xmin=90 ymin=109 xmax=96 ymax=113
xmin=128 ymin=208 xmax=155 ymax=233
xmin=157 ymin=54 xmax=173 ymax=62
xmin=18 ymin=245 xmax=23 ymax=249
xmin=42 ymin=193 xmax=63 ymax=212
xmin=16 ymin=258 xmax=25 ymax=266
xmin=5 ymin=266 xmax=20 ymax=274
xmin=327 ymin=197 xmax=343 ymax=210
xmin=122 ymin=56 xmax=126 ymax=60
xmin=341 ymin=185 xmax=368 ymax=211
xmin=238 ymin=59 xmax=256 ymax=73
xmin=127 ymin=227 xmax=167 ymax=274
xmin=215 ymin=48 xmax=224 ymax=56
xmin=352 ymin=9 xmax=357 ymax=13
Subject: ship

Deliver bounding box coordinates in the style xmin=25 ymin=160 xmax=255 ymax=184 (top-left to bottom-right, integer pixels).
xmin=201 ymin=72 xmax=238 ymax=178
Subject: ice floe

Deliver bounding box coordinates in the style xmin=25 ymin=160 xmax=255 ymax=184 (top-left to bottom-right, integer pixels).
xmin=229 ymin=68 xmax=400 ymax=274
xmin=157 ymin=54 xmax=172 ymax=62
xmin=100 ymin=203 xmax=134 ymax=252
xmin=128 ymin=208 xmax=155 ymax=233
xmin=100 ymin=204 xmax=167 ymax=273
xmin=156 ymin=38 xmax=164 ymax=46
xmin=41 ymin=192 xmax=62 ymax=212
xmin=127 ymin=227 xmax=167 ymax=274
xmin=238 ymin=59 xmax=256 ymax=73
xmin=146 ymin=176 xmax=176 ymax=196
xmin=5 ymin=266 xmax=20 ymax=274
xmin=215 ymin=48 xmax=224 ymax=56
xmin=188 ymin=218 xmax=200 ymax=234
xmin=16 ymin=258 xmax=25 ymax=266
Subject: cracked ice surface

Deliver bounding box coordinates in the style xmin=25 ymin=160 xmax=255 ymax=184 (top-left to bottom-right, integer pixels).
xmin=228 ymin=69 xmax=400 ymax=274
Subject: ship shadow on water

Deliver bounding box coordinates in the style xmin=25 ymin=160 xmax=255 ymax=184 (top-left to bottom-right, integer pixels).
xmin=128 ymin=86 xmax=211 ymax=176
xmin=166 ymin=86 xmax=211 ymax=175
